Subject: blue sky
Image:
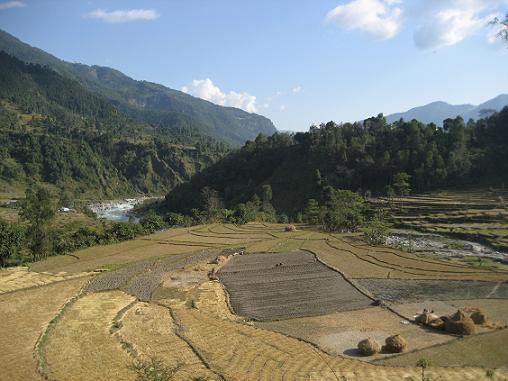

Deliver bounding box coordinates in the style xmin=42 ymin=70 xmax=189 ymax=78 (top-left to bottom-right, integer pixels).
xmin=0 ymin=0 xmax=507 ymax=131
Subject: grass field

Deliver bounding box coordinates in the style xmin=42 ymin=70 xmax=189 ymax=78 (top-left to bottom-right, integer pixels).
xmin=1 ymin=222 xmax=508 ymax=380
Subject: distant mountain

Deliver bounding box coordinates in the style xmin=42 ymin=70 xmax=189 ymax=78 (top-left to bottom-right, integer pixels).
xmin=0 ymin=29 xmax=276 ymax=145
xmin=385 ymin=95 xmax=508 ymax=125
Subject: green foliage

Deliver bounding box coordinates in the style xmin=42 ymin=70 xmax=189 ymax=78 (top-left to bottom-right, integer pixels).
xmin=132 ymin=357 xmax=178 ymax=381
xmin=164 ymin=212 xmax=187 ymax=227
xmin=303 ymin=199 xmax=320 ymax=225
xmin=140 ymin=212 xmax=166 ymax=234
xmin=393 ymin=172 xmax=411 ymax=197
xmin=19 ymin=184 xmax=55 ymax=260
xmin=322 ymin=188 xmax=365 ymax=232
xmin=107 ymin=222 xmax=144 ymax=242
xmin=363 ymin=211 xmax=392 ymax=246
xmin=0 ymin=218 xmax=24 ymax=267
xmin=416 ymin=358 xmax=432 ymax=381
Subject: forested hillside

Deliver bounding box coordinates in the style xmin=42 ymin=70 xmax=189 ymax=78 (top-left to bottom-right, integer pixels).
xmin=163 ymin=110 xmax=508 ymax=217
xmin=0 ymin=29 xmax=277 ymax=145
xmin=0 ymin=52 xmax=227 ymax=197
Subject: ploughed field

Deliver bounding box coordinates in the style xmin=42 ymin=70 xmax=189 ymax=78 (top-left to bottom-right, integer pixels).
xmin=1 ymin=222 xmax=508 ymax=381
xmin=219 ymin=250 xmax=372 ymax=320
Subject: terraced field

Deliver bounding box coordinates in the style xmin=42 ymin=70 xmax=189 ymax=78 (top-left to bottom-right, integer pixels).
xmin=1 ymin=222 xmax=507 ymax=381
xmin=219 ymin=250 xmax=372 ymax=320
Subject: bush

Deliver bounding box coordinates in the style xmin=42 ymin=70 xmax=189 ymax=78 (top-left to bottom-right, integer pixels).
xmin=141 ymin=212 xmax=166 ymax=234
xmin=363 ymin=213 xmax=391 ymax=245
xmin=0 ymin=219 xmax=25 ymax=267
xmin=107 ymin=222 xmax=144 ymax=241
xmin=165 ymin=212 xmax=186 ymax=226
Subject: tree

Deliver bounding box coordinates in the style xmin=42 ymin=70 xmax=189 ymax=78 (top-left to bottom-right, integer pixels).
xmin=0 ymin=219 xmax=24 ymax=267
xmin=393 ymin=172 xmax=411 ymax=198
xmin=490 ymin=13 xmax=508 ymax=44
xmin=201 ymin=187 xmax=222 ymax=213
xmin=322 ymin=188 xmax=365 ymax=232
xmin=363 ymin=211 xmax=391 ymax=245
xmin=141 ymin=212 xmax=166 ymax=233
xmin=19 ymin=185 xmax=55 ymax=261
xmin=416 ymin=358 xmax=431 ymax=381
xmin=303 ymin=199 xmax=320 ymax=225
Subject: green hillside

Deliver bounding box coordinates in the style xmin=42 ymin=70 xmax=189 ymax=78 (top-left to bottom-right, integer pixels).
xmin=0 ymin=29 xmax=277 ymax=145
xmin=162 ymin=111 xmax=508 ymax=217
xmin=0 ymin=52 xmax=227 ymax=197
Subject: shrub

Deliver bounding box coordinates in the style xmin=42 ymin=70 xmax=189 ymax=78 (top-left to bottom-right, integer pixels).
xmin=107 ymin=222 xmax=144 ymax=241
xmin=141 ymin=212 xmax=166 ymax=234
xmin=132 ymin=357 xmax=178 ymax=381
xmin=363 ymin=211 xmax=391 ymax=246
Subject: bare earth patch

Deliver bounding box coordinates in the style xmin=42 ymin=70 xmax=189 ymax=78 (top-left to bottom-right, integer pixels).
xmin=219 ymin=250 xmax=372 ymax=320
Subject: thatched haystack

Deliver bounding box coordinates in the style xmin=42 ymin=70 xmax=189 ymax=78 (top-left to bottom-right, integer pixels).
xmin=438 ymin=309 xmax=476 ymax=335
xmin=357 ymin=338 xmax=381 ymax=356
xmin=210 ymin=255 xmax=227 ymax=265
xmin=428 ymin=318 xmax=445 ymax=330
xmin=285 ymin=225 xmax=297 ymax=232
xmin=385 ymin=334 xmax=407 ymax=353
xmin=470 ymin=309 xmax=487 ymax=325
xmin=415 ymin=311 xmax=433 ymax=325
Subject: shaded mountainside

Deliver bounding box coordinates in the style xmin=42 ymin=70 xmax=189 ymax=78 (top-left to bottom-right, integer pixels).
xmin=162 ymin=111 xmax=508 ymax=217
xmin=386 ymin=95 xmax=508 ymax=125
xmin=0 ymin=29 xmax=277 ymax=145
xmin=0 ymin=52 xmax=227 ymax=197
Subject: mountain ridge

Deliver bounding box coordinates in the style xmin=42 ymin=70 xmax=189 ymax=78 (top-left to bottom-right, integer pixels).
xmin=0 ymin=29 xmax=276 ymax=145
xmin=385 ymin=94 xmax=508 ymax=125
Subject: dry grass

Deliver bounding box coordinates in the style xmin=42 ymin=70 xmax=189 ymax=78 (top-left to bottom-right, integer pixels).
xmin=44 ymin=290 xmax=136 ymax=381
xmin=0 ymin=266 xmax=90 ymax=294
xmin=0 ymin=277 xmax=88 ymax=381
xmin=117 ymin=302 xmax=219 ymax=381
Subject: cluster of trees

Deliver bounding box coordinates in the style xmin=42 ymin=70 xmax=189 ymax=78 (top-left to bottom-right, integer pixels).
xmin=0 ymin=52 xmax=228 ymax=197
xmin=0 ymin=185 xmax=168 ymax=267
xmin=162 ymin=108 xmax=508 ymax=219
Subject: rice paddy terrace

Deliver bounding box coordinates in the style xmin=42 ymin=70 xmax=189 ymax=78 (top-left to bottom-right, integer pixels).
xmin=1 ymin=222 xmax=508 ymax=381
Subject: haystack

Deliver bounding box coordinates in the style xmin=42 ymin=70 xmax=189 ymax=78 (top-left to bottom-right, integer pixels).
xmin=470 ymin=310 xmax=487 ymax=325
xmin=210 ymin=255 xmax=227 ymax=265
xmin=415 ymin=311 xmax=433 ymax=325
xmin=451 ymin=309 xmax=468 ymax=321
xmin=385 ymin=334 xmax=407 ymax=353
xmin=357 ymin=338 xmax=381 ymax=356
xmin=444 ymin=317 xmax=476 ymax=335
xmin=428 ymin=318 xmax=445 ymax=330
xmin=285 ymin=225 xmax=297 ymax=232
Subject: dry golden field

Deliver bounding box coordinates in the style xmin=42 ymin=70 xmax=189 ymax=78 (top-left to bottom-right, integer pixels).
xmin=1 ymin=222 xmax=508 ymax=381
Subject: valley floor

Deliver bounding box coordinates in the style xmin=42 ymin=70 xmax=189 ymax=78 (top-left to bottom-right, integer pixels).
xmin=1 ymin=223 xmax=508 ymax=381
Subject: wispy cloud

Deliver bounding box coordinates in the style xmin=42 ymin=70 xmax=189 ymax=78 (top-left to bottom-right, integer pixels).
xmin=182 ymin=78 xmax=258 ymax=113
xmin=292 ymin=86 xmax=302 ymax=93
xmin=0 ymin=1 xmax=25 ymax=10
xmin=85 ymin=8 xmax=160 ymax=24
xmin=325 ymin=0 xmax=403 ymax=40
xmin=413 ymin=0 xmax=499 ymax=50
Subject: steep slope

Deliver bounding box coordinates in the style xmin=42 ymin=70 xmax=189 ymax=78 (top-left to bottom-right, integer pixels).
xmin=0 ymin=52 xmax=226 ymax=197
xmin=0 ymin=29 xmax=276 ymax=145
xmin=162 ymin=111 xmax=508 ymax=216
xmin=386 ymin=95 xmax=508 ymax=125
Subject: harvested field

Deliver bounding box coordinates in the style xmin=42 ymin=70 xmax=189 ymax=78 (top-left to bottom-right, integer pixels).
xmin=0 ymin=266 xmax=90 ymax=294
xmin=0 ymin=277 xmax=88 ymax=381
xmin=219 ymin=250 xmax=373 ymax=320
xmin=117 ymin=302 xmax=219 ymax=381
xmin=375 ymin=329 xmax=508 ymax=369
xmin=85 ymin=249 xmax=220 ymax=301
xmin=356 ymin=279 xmax=508 ymax=303
xmin=172 ymin=305 xmax=493 ymax=381
xmin=44 ymin=290 xmax=136 ymax=381
xmin=256 ymin=306 xmax=453 ymax=360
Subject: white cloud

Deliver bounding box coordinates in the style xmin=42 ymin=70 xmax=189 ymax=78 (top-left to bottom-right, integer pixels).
xmin=182 ymin=78 xmax=258 ymax=113
xmin=292 ymin=86 xmax=302 ymax=93
xmin=279 ymin=105 xmax=286 ymax=111
xmin=263 ymin=103 xmax=270 ymax=109
xmin=325 ymin=0 xmax=403 ymax=40
xmin=413 ymin=0 xmax=505 ymax=50
xmin=0 ymin=1 xmax=25 ymax=10
xmin=85 ymin=8 xmax=160 ymax=23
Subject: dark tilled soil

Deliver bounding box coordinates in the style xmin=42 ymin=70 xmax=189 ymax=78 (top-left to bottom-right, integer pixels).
xmin=219 ymin=250 xmax=372 ymax=321
xmin=356 ymin=278 xmax=508 ymax=303
xmin=85 ymin=249 xmax=219 ymax=301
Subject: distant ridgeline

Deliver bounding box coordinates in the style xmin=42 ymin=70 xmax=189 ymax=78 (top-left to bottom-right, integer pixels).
xmin=163 ymin=110 xmax=508 ymax=217
xmin=0 ymin=52 xmax=228 ymax=197
xmin=0 ymin=29 xmax=277 ymax=146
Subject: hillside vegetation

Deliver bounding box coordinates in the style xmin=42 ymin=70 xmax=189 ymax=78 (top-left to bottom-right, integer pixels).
xmin=162 ymin=110 xmax=508 ymax=218
xmin=0 ymin=29 xmax=277 ymax=145
xmin=0 ymin=52 xmax=228 ymax=197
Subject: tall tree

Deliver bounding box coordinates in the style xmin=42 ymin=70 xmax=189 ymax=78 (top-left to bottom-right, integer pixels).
xmin=0 ymin=219 xmax=24 ymax=267
xmin=20 ymin=185 xmax=55 ymax=261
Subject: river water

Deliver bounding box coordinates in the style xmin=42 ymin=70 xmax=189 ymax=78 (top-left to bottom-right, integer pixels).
xmin=88 ymin=198 xmax=148 ymax=222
